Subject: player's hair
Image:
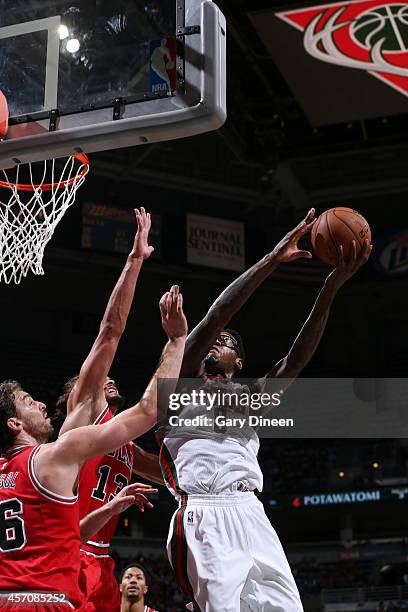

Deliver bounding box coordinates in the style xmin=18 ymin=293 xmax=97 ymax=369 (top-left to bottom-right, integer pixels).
xmin=55 ymin=375 xmax=79 ymax=416
xmin=0 ymin=380 xmax=22 ymax=453
xmin=120 ymin=562 xmax=150 ymax=584
xmin=225 ymin=328 xmax=246 ymax=362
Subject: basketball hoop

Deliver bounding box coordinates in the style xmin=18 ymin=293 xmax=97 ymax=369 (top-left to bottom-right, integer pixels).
xmin=0 ymin=153 xmax=90 ymax=284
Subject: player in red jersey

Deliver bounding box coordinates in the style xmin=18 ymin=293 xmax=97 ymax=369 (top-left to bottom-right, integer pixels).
xmin=120 ymin=564 xmax=159 ymax=612
xmin=80 ymin=482 xmax=158 ymax=544
xmin=0 ymin=286 xmax=188 ymax=612
xmin=56 ymin=207 xmax=164 ymax=611
xmin=58 ymin=377 xmax=164 ymax=612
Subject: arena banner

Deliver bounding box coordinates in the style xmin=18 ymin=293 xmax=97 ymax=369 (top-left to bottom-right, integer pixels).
xmin=267 ymin=485 xmax=408 ymax=510
xmin=370 ymin=229 xmax=408 ymax=276
xmin=81 ymin=203 xmax=162 ymax=260
xmin=249 ymin=1 xmax=408 ymax=125
xmin=156 ymin=378 xmax=408 ymax=439
xmin=186 ymin=214 xmax=245 ymax=271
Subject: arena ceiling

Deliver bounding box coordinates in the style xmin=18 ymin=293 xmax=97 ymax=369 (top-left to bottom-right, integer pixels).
xmin=90 ymin=0 xmax=408 ymax=215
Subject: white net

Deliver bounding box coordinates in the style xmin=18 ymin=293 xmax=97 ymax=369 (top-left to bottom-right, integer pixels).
xmin=0 ymin=154 xmax=89 ymax=284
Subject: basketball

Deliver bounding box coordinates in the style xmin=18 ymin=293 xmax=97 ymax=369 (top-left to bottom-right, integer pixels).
xmin=311 ymin=207 xmax=371 ymax=267
xmin=2 ymin=3 xmax=403 ymax=611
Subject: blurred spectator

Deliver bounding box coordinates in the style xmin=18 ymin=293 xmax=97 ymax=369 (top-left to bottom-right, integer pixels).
xmin=259 ymin=439 xmax=407 ymax=494
xmin=113 ymin=551 xmax=188 ymax=611
xmin=112 ymin=549 xmax=401 ymax=606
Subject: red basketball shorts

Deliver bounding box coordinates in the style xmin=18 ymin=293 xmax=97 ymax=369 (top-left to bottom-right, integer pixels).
xmin=78 ymin=551 xmax=120 ymax=612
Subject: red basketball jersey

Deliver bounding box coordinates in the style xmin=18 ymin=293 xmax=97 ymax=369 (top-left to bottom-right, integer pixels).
xmin=0 ymin=445 xmax=83 ymax=608
xmin=79 ymin=405 xmax=134 ymax=556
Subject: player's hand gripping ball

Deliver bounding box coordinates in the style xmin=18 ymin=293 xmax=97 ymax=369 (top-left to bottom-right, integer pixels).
xmin=311 ymin=207 xmax=371 ymax=266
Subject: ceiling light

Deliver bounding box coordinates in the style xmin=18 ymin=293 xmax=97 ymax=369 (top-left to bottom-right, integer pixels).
xmin=59 ymin=25 xmax=69 ymax=40
xmin=66 ymin=38 xmax=80 ymax=54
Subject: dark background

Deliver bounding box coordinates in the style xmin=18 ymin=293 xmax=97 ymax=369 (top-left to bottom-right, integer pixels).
xmin=1 ymin=1 xmax=408 ymax=610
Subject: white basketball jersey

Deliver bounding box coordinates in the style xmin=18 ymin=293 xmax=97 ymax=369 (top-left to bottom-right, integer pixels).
xmin=160 ymin=379 xmax=263 ymax=499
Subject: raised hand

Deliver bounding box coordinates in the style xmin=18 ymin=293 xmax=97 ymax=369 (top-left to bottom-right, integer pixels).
xmin=326 ymin=239 xmax=373 ymax=290
xmin=107 ymin=482 xmax=158 ymax=515
xmin=130 ymin=207 xmax=154 ymax=260
xmin=159 ymin=285 xmax=188 ymax=340
xmin=271 ymin=209 xmax=316 ymax=263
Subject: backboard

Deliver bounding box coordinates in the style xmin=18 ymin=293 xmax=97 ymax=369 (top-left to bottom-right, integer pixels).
xmin=0 ymin=0 xmax=226 ymax=169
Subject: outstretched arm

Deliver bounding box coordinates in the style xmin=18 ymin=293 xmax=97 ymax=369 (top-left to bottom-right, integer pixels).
xmin=36 ymin=286 xmax=188 ymax=498
xmin=80 ymin=482 xmax=158 ymax=543
xmin=258 ymin=240 xmax=373 ymax=396
xmin=132 ymin=443 xmax=164 ymax=485
xmin=60 ymin=208 xmax=154 ymax=435
xmin=181 ymin=210 xmax=316 ymax=377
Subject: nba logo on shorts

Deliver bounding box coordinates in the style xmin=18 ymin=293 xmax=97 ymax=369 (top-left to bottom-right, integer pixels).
xmin=187 ymin=511 xmax=194 ymax=525
xmin=149 ymin=37 xmax=177 ymax=94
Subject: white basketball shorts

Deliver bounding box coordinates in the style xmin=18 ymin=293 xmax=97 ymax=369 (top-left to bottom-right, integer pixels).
xmin=167 ymin=491 xmax=303 ymax=612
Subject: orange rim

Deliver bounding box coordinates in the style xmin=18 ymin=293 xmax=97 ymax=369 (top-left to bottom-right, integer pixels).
xmin=0 ymin=153 xmax=90 ymax=192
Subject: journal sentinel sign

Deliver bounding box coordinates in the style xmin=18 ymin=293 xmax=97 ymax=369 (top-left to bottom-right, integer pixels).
xmin=187 ymin=214 xmax=245 ymax=272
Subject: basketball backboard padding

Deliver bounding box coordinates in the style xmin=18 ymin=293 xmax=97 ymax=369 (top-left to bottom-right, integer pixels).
xmin=0 ymin=0 xmax=226 ymax=169
xmin=0 ymin=91 xmax=8 ymax=139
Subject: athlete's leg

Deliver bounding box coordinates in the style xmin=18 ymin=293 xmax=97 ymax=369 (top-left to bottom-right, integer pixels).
xmin=167 ymin=497 xmax=252 ymax=612
xmin=78 ymin=551 xmax=101 ymax=609
xmin=241 ymin=499 xmax=303 ymax=612
xmin=78 ymin=552 xmax=119 ymax=612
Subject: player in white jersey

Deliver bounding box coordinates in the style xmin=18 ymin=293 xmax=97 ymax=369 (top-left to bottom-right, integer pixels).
xmin=159 ymin=209 xmax=372 ymax=611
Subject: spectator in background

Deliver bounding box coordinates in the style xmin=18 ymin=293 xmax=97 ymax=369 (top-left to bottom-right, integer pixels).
xmin=113 ymin=551 xmax=188 ymax=610
xmin=120 ymin=563 xmax=159 ymax=612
